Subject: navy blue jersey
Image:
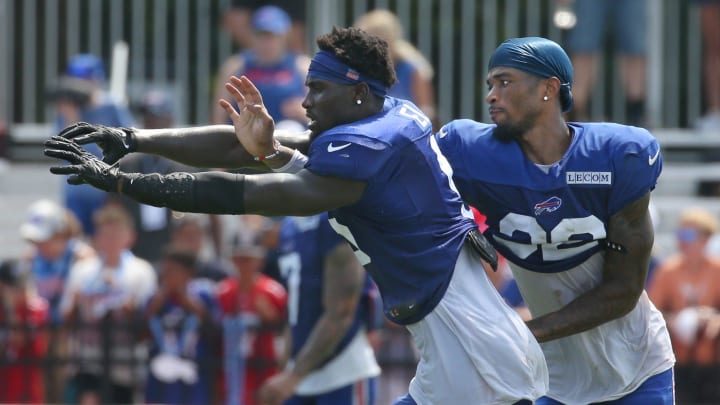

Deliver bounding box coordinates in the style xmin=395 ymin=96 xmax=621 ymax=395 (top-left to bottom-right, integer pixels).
xmin=278 ymin=213 xmax=375 ymax=361
xmin=436 ymin=120 xmax=662 ymax=273
xmin=145 ymin=281 xmax=219 ymax=405
xmin=305 ymin=97 xmax=476 ymax=324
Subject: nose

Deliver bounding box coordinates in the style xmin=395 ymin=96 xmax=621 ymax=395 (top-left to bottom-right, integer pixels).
xmin=302 ymin=93 xmax=312 ymax=109
xmin=485 ymin=87 xmax=497 ymax=105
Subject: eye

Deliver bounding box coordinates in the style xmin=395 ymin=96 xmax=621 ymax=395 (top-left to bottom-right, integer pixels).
xmin=501 ymin=80 xmax=510 ymax=87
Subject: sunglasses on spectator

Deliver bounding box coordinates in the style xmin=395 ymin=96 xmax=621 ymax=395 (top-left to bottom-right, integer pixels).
xmin=676 ymin=227 xmax=701 ymax=243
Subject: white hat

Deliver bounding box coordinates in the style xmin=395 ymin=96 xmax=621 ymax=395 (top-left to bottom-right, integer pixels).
xmin=19 ymin=199 xmax=68 ymax=243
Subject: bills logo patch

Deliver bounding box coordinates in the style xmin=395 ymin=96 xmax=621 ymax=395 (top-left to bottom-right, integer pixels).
xmin=346 ymin=69 xmax=360 ymax=80
xmin=534 ymin=196 xmax=562 ymax=216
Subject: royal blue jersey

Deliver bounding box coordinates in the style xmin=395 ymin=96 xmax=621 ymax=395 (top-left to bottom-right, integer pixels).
xmin=278 ymin=213 xmax=376 ymax=361
xmin=436 ymin=120 xmax=662 ymax=273
xmin=388 ymin=60 xmax=417 ymax=102
xmin=305 ymin=97 xmax=476 ymax=324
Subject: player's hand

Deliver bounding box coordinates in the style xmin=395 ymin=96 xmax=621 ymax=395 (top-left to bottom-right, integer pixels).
xmin=257 ymin=371 xmax=301 ymax=405
xmin=44 ymin=136 xmax=123 ymax=192
xmin=219 ymin=75 xmax=277 ymax=158
xmin=59 ymin=121 xmax=137 ymax=165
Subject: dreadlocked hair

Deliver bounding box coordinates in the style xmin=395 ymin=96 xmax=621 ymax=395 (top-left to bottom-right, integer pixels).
xmin=316 ymin=26 xmax=397 ymax=88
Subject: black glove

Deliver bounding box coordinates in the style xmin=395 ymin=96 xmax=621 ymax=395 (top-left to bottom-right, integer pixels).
xmin=44 ymin=136 xmax=124 ymax=192
xmin=466 ymin=228 xmax=499 ymax=271
xmin=59 ymin=121 xmax=137 ymax=165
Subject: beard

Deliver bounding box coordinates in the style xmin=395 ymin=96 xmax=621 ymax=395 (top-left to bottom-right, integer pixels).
xmin=493 ymin=122 xmax=524 ymax=143
xmin=492 ymin=110 xmax=539 ymax=143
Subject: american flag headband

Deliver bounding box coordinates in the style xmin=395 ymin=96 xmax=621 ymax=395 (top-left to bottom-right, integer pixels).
xmin=307 ymin=50 xmax=388 ymax=97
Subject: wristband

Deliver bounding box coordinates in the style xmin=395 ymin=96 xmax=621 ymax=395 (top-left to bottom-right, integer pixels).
xmin=253 ymin=139 xmax=282 ymax=161
xmin=272 ymin=149 xmax=309 ymax=174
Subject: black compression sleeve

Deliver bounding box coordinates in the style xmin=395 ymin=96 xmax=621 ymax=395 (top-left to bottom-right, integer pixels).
xmin=120 ymin=171 xmax=246 ymax=214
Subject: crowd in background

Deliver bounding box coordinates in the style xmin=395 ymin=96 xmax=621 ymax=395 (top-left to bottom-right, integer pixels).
xmin=2 ymin=1 xmax=720 ymax=404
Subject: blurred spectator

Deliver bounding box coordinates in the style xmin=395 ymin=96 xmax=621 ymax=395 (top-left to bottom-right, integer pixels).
xmin=170 ymin=213 xmax=233 ymax=282
xmin=220 ymin=0 xmax=307 ymax=54
xmin=60 ymin=204 xmax=157 ymax=405
xmin=648 ymin=207 xmax=720 ymax=404
xmin=695 ymin=0 xmax=720 ymax=129
xmin=0 ymin=259 xmax=49 ymax=404
xmin=708 ymin=230 xmax=720 ymax=256
xmin=111 ymin=90 xmax=194 ymax=264
xmin=218 ymin=215 xmax=279 ymax=271
xmin=51 ymin=54 xmax=135 ymax=130
xmin=19 ymin=199 xmax=94 ymax=324
xmin=144 ymin=246 xmax=219 ymax=405
xmin=216 ymin=236 xmax=287 ymax=405
xmin=18 ymin=199 xmax=94 ymax=403
xmin=563 ymin=0 xmax=648 ymax=126
xmin=354 ymin=9 xmax=437 ymax=126
xmin=48 ymin=54 xmax=135 ymax=236
xmin=213 ymin=5 xmax=309 ymax=129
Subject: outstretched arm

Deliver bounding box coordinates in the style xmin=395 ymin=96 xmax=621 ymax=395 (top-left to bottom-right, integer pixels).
xmin=526 ymin=192 xmax=653 ymax=343
xmin=44 ymin=136 xmax=364 ymax=216
xmin=60 ymin=75 xmax=311 ymax=170
xmin=135 ymin=126 xmax=310 ymax=169
xmin=258 ymin=242 xmax=365 ymax=405
xmin=60 ymin=122 xmax=310 ymax=170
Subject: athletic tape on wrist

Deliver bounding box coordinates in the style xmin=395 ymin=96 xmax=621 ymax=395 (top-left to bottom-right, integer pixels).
xmin=272 ymin=149 xmax=309 ymax=174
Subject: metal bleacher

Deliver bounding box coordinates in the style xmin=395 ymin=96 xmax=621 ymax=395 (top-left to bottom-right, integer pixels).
xmin=650 ymin=129 xmax=720 ymax=258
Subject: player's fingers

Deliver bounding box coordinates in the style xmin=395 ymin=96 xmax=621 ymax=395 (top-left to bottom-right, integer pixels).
xmin=219 ymin=99 xmax=241 ymax=122
xmin=225 ymin=79 xmax=247 ymax=108
xmin=72 ymin=133 xmax=101 ymax=145
xmin=246 ymin=103 xmax=271 ymax=121
xmin=44 ymin=148 xmax=82 ymax=164
xmin=58 ymin=122 xmax=95 ymax=139
xmin=49 ymin=165 xmax=81 ymax=175
xmin=45 ymin=136 xmax=85 ymax=155
xmin=238 ymin=75 xmax=265 ymax=106
xmin=67 ymin=174 xmax=85 ymax=185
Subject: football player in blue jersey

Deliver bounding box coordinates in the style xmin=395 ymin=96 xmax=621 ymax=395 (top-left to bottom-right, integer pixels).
xmin=257 ymin=213 xmax=380 ymax=405
xmin=435 ymin=37 xmax=675 ymax=404
xmin=44 ymin=27 xmax=548 ymax=404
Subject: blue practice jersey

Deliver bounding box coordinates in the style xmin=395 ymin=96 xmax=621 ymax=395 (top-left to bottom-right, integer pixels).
xmin=278 ymin=213 xmax=375 ymax=362
xmin=436 ymin=120 xmax=662 ymax=273
xmin=145 ymin=280 xmax=219 ymax=405
xmin=305 ymin=97 xmax=476 ymax=324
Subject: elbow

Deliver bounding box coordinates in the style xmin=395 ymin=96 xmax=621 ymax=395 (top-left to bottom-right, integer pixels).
xmin=328 ymin=310 xmax=355 ymax=334
xmin=614 ymin=285 xmax=644 ymax=319
xmin=616 ymin=299 xmax=639 ymax=319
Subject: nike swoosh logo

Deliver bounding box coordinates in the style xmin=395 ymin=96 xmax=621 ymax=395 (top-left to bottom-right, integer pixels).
xmin=327 ymin=142 xmax=351 ymax=153
xmin=648 ymin=149 xmax=660 ymax=165
xmin=439 ymin=128 xmax=449 ymax=138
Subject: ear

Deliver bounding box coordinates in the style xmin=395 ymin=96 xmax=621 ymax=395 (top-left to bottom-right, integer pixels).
xmin=544 ymin=77 xmax=562 ymax=99
xmin=352 ymin=83 xmax=370 ymax=102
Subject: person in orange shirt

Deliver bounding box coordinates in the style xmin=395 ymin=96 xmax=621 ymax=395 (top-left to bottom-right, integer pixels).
xmin=648 ymin=207 xmax=720 ymax=403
